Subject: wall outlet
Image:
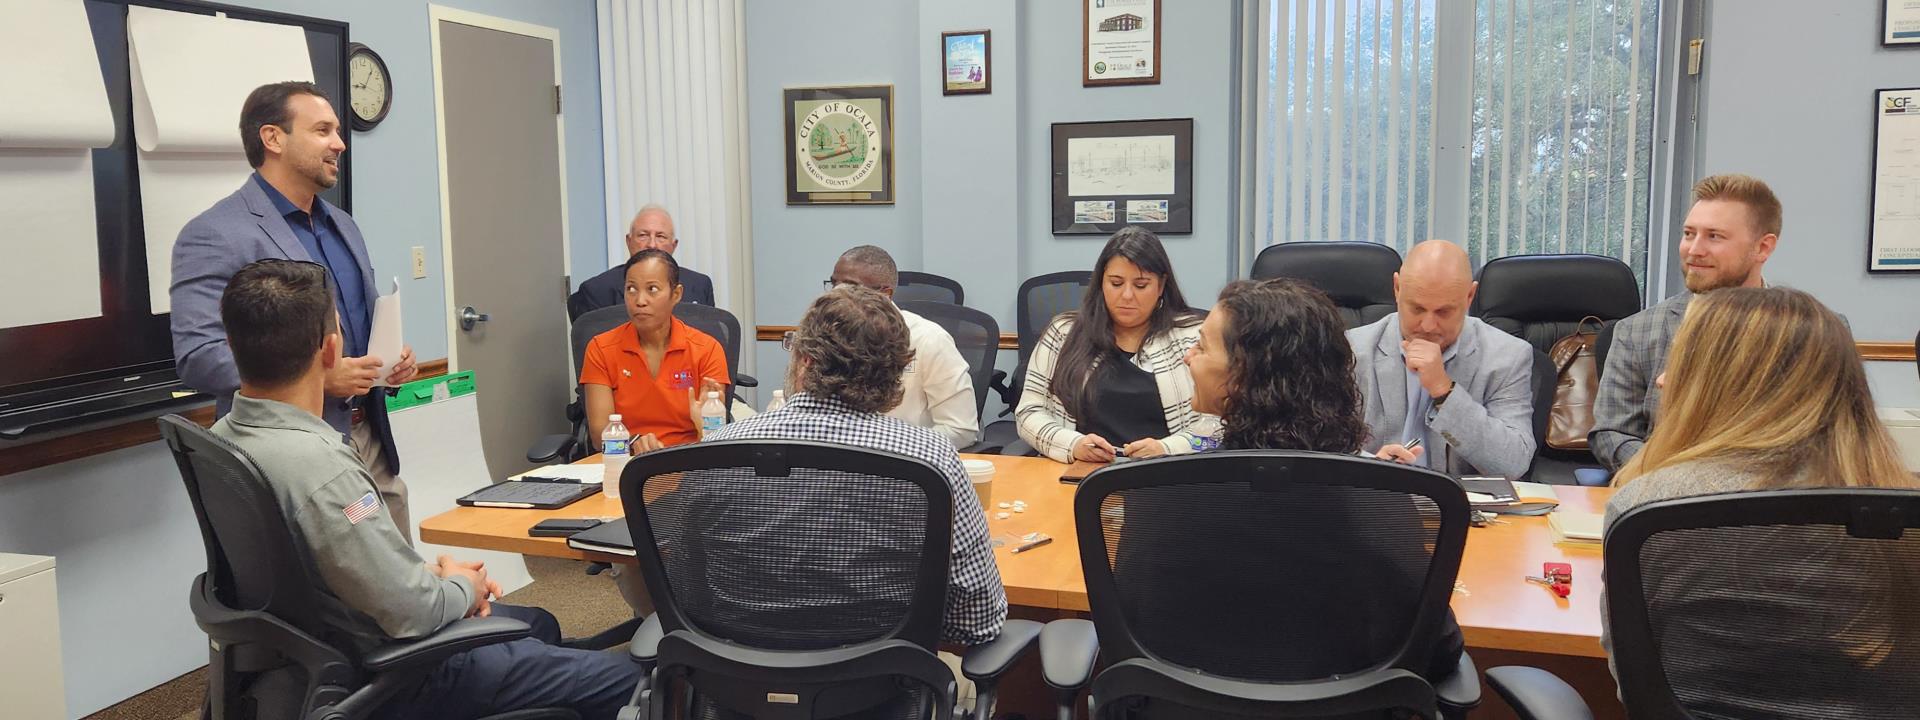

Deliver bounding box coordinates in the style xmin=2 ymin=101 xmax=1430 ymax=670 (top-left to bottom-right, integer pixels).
xmin=411 ymin=246 xmax=427 ymax=279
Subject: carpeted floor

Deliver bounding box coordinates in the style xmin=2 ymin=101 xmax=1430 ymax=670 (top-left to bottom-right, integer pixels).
xmin=84 ymin=557 xmax=636 ymax=720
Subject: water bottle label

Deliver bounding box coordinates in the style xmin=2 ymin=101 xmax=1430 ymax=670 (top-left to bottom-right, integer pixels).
xmin=604 ymin=437 xmax=631 ymax=455
xmin=701 ymin=417 xmax=724 ymax=434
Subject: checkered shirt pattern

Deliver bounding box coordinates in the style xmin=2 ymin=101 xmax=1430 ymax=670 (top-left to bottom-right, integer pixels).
xmin=706 ymin=393 xmax=1008 ymax=645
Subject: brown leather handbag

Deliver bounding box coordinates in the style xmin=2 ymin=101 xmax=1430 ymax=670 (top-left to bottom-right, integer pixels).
xmin=1545 ymin=316 xmax=1605 ymax=450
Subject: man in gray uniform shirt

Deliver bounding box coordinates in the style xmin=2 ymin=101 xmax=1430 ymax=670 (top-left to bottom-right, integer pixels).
xmin=211 ymin=259 xmax=638 ymax=719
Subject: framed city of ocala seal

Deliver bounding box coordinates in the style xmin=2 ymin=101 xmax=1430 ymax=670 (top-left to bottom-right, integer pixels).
xmin=784 ymin=85 xmax=895 ymax=205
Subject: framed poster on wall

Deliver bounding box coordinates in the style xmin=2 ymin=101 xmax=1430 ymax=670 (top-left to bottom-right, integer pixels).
xmin=784 ymin=85 xmax=894 ymax=205
xmin=1869 ymin=87 xmax=1920 ymax=271
xmin=1051 ymin=118 xmax=1193 ymax=235
xmin=1083 ymin=0 xmax=1160 ymax=86
xmin=1885 ymin=0 xmax=1920 ymax=46
xmin=941 ymin=30 xmax=990 ymax=95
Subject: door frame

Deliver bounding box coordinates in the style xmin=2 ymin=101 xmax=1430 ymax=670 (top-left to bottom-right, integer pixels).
xmin=427 ymin=5 xmax=572 ymax=370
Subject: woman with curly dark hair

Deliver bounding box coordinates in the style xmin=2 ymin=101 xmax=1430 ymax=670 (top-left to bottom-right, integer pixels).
xmin=1112 ymin=278 xmax=1464 ymax=685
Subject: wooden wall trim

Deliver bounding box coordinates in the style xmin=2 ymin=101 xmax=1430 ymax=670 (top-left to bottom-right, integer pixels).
xmin=757 ymin=325 xmax=1915 ymax=361
xmin=0 ymin=359 xmax=450 ymax=478
xmin=757 ymin=324 xmax=1019 ymax=350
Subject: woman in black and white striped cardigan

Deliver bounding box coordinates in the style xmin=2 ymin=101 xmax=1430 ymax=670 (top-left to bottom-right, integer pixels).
xmin=1016 ymin=227 xmax=1221 ymax=464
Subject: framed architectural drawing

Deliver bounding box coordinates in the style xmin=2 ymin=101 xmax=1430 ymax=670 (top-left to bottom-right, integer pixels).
xmin=784 ymin=85 xmax=895 ymax=205
xmin=1051 ymin=118 xmax=1193 ymax=235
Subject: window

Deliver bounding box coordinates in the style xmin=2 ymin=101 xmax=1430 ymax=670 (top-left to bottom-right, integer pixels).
xmin=1256 ymin=0 xmax=1665 ymax=288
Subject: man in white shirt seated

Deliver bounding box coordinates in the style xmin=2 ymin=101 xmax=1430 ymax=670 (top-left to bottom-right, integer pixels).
xmin=823 ymin=246 xmax=980 ymax=448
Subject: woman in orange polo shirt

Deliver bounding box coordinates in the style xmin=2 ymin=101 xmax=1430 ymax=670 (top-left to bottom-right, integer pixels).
xmin=581 ymin=249 xmax=730 ymax=452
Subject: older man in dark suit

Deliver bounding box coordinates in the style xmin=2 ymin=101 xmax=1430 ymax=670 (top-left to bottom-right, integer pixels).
xmin=170 ymin=81 xmax=419 ymax=533
xmin=568 ymin=205 xmax=716 ymax=319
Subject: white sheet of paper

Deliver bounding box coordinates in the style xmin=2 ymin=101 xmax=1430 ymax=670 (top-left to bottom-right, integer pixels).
xmin=0 ymin=150 xmax=104 ymax=328
xmin=368 ymin=277 xmax=404 ymax=386
xmin=127 ymin=6 xmax=313 ymax=312
xmin=0 ymin=0 xmax=116 ymax=149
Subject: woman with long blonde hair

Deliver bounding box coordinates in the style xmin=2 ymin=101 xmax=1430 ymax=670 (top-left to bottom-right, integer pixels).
xmin=1600 ymin=287 xmax=1918 ymax=716
xmin=1609 ymin=286 xmax=1912 ymax=509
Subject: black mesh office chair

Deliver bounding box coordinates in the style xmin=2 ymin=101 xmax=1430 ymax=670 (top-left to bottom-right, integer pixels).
xmin=528 ymin=305 xmax=629 ymax=464
xmin=158 ymin=415 xmax=579 ymax=720
xmin=984 ymin=271 xmax=1093 ymax=453
xmin=1042 ymin=451 xmax=1482 ymax=719
xmin=616 ymin=440 xmax=1040 ymax=720
xmin=898 ymin=300 xmax=1003 ymax=453
xmin=1487 ymin=488 xmax=1920 ymax=719
xmin=1470 ymin=254 xmax=1641 ymax=354
xmin=1249 ymin=242 xmax=1401 ymax=329
xmin=896 ymin=271 xmax=965 ymax=305
xmin=674 ymin=302 xmax=760 ymax=416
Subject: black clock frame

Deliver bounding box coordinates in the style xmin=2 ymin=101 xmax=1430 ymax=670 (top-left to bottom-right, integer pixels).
xmin=346 ymin=41 xmax=392 ymax=131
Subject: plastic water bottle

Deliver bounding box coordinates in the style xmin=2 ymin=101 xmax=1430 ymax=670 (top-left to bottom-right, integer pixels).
xmin=700 ymin=391 xmax=726 ymax=437
xmin=765 ymin=389 xmax=787 ymax=414
xmin=602 ymin=414 xmax=630 ymax=500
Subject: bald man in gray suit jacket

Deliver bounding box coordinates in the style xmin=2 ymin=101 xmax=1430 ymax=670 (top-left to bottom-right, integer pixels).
xmin=1349 ymin=241 xmax=1537 ymax=480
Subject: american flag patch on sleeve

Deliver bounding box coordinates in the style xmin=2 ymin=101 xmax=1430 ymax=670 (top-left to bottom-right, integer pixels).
xmin=342 ymin=491 xmax=380 ymax=525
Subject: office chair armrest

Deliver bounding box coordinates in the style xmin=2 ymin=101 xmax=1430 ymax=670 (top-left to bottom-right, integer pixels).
xmin=999 ymin=438 xmax=1037 ymax=457
xmin=1571 ymin=468 xmax=1611 ymax=487
xmin=527 ymin=434 xmax=577 ymax=465
xmin=628 ymin=613 xmax=663 ymax=665
xmin=1484 ymin=666 xmax=1593 ymax=720
xmin=1038 ymin=619 xmax=1098 ymax=691
xmin=960 ymin=619 xmax=1042 ymax=682
xmin=360 ymin=617 xmax=533 ymax=674
xmin=733 ymin=373 xmax=758 ymax=388
xmin=960 ymin=441 xmax=1006 ymax=455
xmin=1434 ymin=652 xmax=1481 ymax=712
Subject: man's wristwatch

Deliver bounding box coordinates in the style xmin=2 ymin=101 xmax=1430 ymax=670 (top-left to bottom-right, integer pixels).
xmin=1432 ymin=381 xmax=1456 ymax=406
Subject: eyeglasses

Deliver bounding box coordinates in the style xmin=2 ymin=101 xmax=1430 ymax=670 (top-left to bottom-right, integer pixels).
xmin=821 ymin=278 xmax=894 ymax=293
xmin=780 ymin=330 xmax=797 ymax=351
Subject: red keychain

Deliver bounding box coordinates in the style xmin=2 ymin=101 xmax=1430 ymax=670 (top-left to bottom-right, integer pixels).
xmin=1526 ymin=562 xmax=1573 ymax=598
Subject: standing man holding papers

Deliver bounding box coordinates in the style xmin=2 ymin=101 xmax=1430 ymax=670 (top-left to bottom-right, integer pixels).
xmin=171 ymin=81 xmax=419 ymax=532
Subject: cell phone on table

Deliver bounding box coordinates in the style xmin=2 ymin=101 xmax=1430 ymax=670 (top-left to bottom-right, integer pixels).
xmin=528 ymin=518 xmax=604 ymax=537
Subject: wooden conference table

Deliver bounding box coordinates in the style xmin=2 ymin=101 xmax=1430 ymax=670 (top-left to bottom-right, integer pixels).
xmin=421 ymin=454 xmax=1620 ymax=716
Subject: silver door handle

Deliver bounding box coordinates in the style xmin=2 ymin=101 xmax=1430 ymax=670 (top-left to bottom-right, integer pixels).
xmin=459 ymin=306 xmax=491 ymax=331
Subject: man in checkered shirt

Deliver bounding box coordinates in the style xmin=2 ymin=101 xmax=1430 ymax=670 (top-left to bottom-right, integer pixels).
xmin=706 ymin=286 xmax=1007 ymax=645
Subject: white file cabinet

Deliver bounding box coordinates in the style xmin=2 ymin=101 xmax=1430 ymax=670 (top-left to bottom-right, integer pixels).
xmin=0 ymin=553 xmax=66 ymax=720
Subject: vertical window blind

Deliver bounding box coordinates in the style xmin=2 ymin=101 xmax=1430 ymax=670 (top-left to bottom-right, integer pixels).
xmin=1256 ymin=0 xmax=1663 ymax=287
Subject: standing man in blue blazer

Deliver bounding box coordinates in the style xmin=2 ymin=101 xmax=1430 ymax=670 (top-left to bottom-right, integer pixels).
xmin=171 ymin=82 xmax=420 ymax=533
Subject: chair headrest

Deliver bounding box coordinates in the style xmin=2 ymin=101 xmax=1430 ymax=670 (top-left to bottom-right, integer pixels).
xmin=1250 ymin=242 xmax=1400 ymax=308
xmin=1472 ymin=254 xmax=1640 ymax=321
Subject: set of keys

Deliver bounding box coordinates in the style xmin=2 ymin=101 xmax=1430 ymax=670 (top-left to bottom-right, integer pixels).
xmin=1525 ymin=562 xmax=1573 ymax=598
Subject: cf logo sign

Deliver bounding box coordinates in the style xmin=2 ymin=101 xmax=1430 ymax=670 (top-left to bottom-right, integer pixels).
xmin=1889 ymin=96 xmax=1914 ymax=110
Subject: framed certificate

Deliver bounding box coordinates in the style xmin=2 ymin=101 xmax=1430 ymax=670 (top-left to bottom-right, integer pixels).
xmin=783 ymin=85 xmax=895 ymax=205
xmin=1869 ymin=87 xmax=1920 ymax=272
xmin=1083 ymin=0 xmax=1161 ymax=87
xmin=941 ymin=30 xmax=991 ymax=96
xmin=1886 ymin=0 xmax=1920 ymax=46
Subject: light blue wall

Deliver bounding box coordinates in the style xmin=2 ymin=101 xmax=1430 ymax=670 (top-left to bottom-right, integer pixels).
xmin=746 ymin=0 xmax=1238 ymax=405
xmin=1698 ymin=0 xmax=1920 ymax=406
xmin=0 ymin=1 xmax=601 ymax=715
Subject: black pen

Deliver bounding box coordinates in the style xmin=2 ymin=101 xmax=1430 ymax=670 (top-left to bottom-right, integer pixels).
xmin=1010 ymin=537 xmax=1053 ymax=554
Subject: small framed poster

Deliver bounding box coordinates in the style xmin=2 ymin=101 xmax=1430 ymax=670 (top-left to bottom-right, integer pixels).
xmin=1084 ymin=0 xmax=1161 ymax=86
xmin=1051 ymin=118 xmax=1193 ymax=235
xmin=942 ymin=30 xmax=991 ymax=95
xmin=784 ymin=85 xmax=895 ymax=205
xmin=1869 ymin=87 xmax=1920 ymax=272
xmin=1885 ymin=0 xmax=1920 ymax=46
